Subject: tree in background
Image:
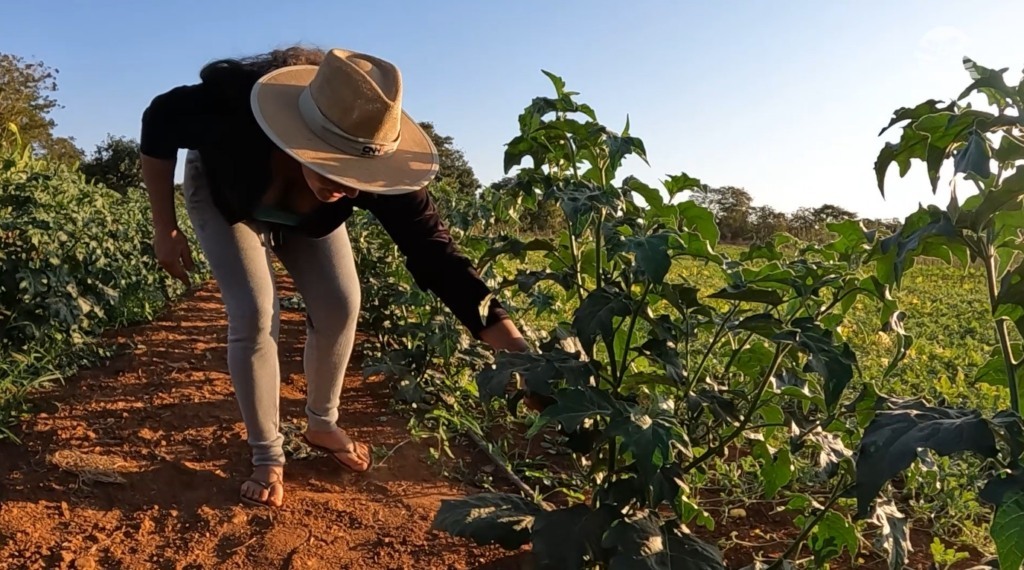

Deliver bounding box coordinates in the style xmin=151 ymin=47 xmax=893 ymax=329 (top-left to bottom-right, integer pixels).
xmin=418 ymin=121 xmax=480 ymax=196
xmin=692 ymin=185 xmax=754 ymax=242
xmin=748 ymin=205 xmax=789 ymax=244
xmin=0 ymin=53 xmax=83 ymax=165
xmin=809 ymin=203 xmax=857 ymax=226
xmin=79 ymin=134 xmax=143 ymax=194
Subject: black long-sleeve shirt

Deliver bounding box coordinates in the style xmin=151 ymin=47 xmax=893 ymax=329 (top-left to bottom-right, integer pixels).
xmin=140 ymin=80 xmax=508 ymax=338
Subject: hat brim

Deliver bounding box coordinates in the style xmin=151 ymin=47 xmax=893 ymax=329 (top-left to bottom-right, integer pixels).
xmin=251 ymin=65 xmax=439 ymax=194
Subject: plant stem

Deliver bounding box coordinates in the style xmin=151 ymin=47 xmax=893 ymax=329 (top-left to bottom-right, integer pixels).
xmin=690 ymin=305 xmax=739 ymax=390
xmin=555 ymin=129 xmax=588 ymax=305
xmin=607 ymin=439 xmax=617 ymax=483
xmin=769 ymin=479 xmax=852 ymax=569
xmin=465 ymin=429 xmax=537 ymax=499
xmin=618 ymin=283 xmax=651 ymax=386
xmin=983 ymin=246 xmax=1021 ymax=413
xmin=721 ymin=332 xmax=755 ymax=379
xmin=595 ymin=209 xmax=605 ymax=290
xmin=682 ymin=345 xmax=787 ymax=473
xmin=566 ymin=231 xmax=589 ymax=305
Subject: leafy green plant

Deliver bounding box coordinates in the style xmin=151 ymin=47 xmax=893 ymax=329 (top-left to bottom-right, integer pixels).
xmin=0 ymin=124 xmax=206 ymax=438
xmin=865 ymin=57 xmax=1024 ymax=568
xmin=430 ymin=73 xmax=905 ymax=569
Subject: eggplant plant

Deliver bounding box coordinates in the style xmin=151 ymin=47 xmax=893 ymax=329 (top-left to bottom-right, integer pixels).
xmin=431 ymin=73 xmax=909 ymax=569
xmin=857 ymin=57 xmax=1024 ymax=569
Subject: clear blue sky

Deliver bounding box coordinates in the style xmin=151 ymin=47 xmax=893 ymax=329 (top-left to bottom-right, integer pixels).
xmin=3 ymin=1 xmax=1022 ymax=219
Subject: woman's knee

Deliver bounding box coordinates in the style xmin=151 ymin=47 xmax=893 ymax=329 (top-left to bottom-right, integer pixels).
xmin=308 ymin=289 xmax=359 ymax=337
xmin=225 ymin=296 xmax=278 ymax=342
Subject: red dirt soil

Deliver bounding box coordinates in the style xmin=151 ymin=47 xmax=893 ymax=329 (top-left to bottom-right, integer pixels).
xmin=0 ymin=277 xmax=994 ymax=569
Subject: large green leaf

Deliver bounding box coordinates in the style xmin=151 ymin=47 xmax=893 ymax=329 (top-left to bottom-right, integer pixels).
xmin=773 ymin=319 xmax=857 ymax=411
xmin=531 ymin=504 xmax=616 ymax=570
xmin=959 ymin=57 xmax=1020 ymax=109
xmin=605 ymin=407 xmax=682 ymax=482
xmin=975 ymin=346 xmax=1014 ymax=388
xmin=604 ymin=512 xmax=666 ymax=570
xmin=808 ymin=511 xmax=859 ymax=567
xmin=606 ymin=118 xmax=649 ymax=175
xmin=601 ymin=514 xmax=725 ymax=570
xmin=995 ymin=134 xmax=1024 ymax=164
xmin=476 ymin=350 xmax=595 ymax=403
xmin=504 ymin=134 xmax=545 ymax=174
xmin=708 ymin=284 xmax=785 ymax=306
xmin=873 ymin=206 xmax=962 ymax=287
xmin=635 ymin=337 xmax=685 ymax=384
xmin=626 ymin=233 xmax=672 ymax=284
xmin=961 ymin=169 xmax=1024 ymax=233
xmin=659 ymin=283 xmax=702 ymax=315
xmin=877 ymin=99 xmax=952 ymax=137
xmin=874 ymin=100 xmax=995 ymax=195
xmin=624 ymin=176 xmax=665 ymax=208
xmin=953 ymin=130 xmax=993 ymax=179
xmin=573 ymin=285 xmax=633 ymax=355
xmin=854 ymin=405 xmax=1000 ymax=517
xmin=431 ymin=493 xmax=544 ymax=549
xmin=991 ymin=491 xmax=1024 ymax=570
xmin=673 ymin=230 xmax=724 ymax=264
xmin=664 ymin=525 xmax=726 ymax=570
xmin=675 ymin=200 xmax=720 ymax=246
xmin=478 ymin=236 xmax=557 ymax=267
xmin=686 ymin=388 xmax=741 ymax=425
xmin=824 ymin=219 xmax=877 ymax=257
xmin=755 ymin=444 xmax=793 ymax=498
xmin=511 ymin=270 xmax=575 ymax=293
xmin=530 ymin=386 xmax=621 ymax=436
xmin=981 ymin=470 xmax=1024 ymax=508
xmin=662 ymin=173 xmax=705 ymax=201
xmin=732 ymin=314 xmax=789 ymax=340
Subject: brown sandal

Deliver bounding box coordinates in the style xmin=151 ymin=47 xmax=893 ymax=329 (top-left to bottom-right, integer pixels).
xmin=239 ymin=476 xmax=284 ymax=508
xmin=301 ymin=431 xmax=374 ymax=473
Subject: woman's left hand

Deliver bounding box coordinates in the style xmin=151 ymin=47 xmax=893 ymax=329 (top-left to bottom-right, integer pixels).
xmin=478 ymin=319 xmax=531 ymax=353
xmin=478 ymin=319 xmax=555 ymax=412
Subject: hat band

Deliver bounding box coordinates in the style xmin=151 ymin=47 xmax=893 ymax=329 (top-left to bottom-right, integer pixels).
xmin=298 ymin=88 xmax=400 ymax=158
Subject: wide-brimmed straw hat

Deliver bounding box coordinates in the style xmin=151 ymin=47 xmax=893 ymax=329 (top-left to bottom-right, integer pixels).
xmin=250 ymin=48 xmax=439 ymax=194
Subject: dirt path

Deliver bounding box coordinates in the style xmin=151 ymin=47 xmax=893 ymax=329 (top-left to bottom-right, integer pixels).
xmin=0 ymin=278 xmax=526 ymax=570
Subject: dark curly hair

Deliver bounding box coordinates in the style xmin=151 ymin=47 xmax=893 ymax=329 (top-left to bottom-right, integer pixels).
xmin=197 ymin=45 xmax=326 ymax=96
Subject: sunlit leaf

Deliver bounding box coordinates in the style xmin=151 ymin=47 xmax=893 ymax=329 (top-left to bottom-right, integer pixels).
xmin=606 ymin=407 xmax=681 ymax=482
xmin=477 ymin=350 xmax=595 ymax=403
xmin=991 ymin=491 xmax=1024 ymax=570
xmin=431 ymin=493 xmax=543 ymax=549
xmin=808 ymin=511 xmax=859 ymax=567
xmin=530 ymin=386 xmax=621 ymax=436
xmin=960 ymin=57 xmax=1019 ymax=109
xmin=868 ymin=499 xmax=911 ymax=570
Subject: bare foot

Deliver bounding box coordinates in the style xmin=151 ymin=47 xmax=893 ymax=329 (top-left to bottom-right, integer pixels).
xmin=303 ymin=428 xmax=372 ymax=472
xmin=240 ymin=464 xmax=284 ymax=507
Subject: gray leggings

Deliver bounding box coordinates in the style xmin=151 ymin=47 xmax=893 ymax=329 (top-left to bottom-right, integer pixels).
xmin=182 ymin=151 xmax=360 ymax=466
